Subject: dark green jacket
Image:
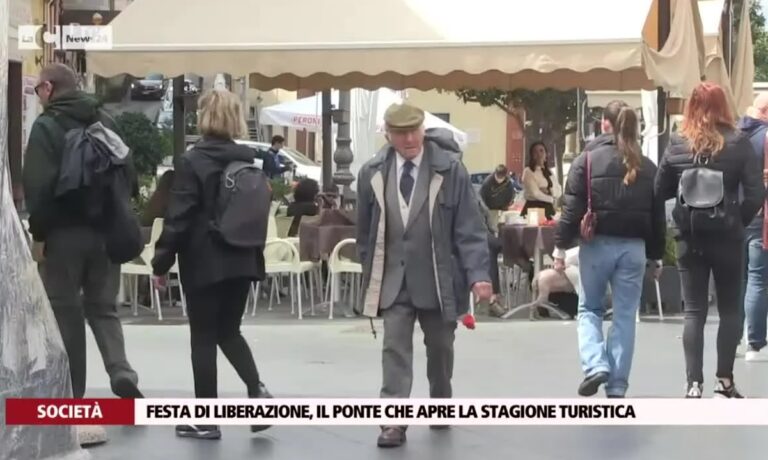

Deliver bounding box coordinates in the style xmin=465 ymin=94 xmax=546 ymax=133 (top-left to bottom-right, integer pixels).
xmin=22 ymin=90 xmax=132 ymax=242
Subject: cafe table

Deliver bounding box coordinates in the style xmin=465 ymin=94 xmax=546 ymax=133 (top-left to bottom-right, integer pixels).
xmin=497 ymin=222 xmax=570 ymax=320
xmin=298 ymin=210 xmax=358 ymax=317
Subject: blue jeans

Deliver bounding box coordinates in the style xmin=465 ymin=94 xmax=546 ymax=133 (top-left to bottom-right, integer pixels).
xmin=744 ymin=217 xmax=768 ymax=350
xmin=577 ymin=236 xmax=646 ymax=396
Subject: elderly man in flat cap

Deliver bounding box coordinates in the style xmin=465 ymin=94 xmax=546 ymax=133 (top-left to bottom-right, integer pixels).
xmin=356 ymin=102 xmax=492 ymax=447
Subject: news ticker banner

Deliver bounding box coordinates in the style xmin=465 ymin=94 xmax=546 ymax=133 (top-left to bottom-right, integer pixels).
xmin=7 ymin=398 xmax=768 ymax=426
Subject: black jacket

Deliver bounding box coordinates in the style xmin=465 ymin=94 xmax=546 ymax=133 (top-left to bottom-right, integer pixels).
xmin=556 ymin=134 xmax=666 ymax=260
xmin=152 ymin=137 xmax=266 ymax=289
xmin=655 ymin=128 xmax=765 ymax=240
xmin=480 ymin=175 xmax=515 ymax=210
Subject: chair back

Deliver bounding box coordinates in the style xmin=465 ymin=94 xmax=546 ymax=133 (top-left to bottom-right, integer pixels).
xmin=275 ymin=216 xmax=294 ymax=238
xmin=329 ymin=238 xmax=357 ymax=270
xmin=137 ymin=218 xmax=164 ymax=265
xmin=264 ymin=239 xmax=299 ymax=268
xmin=266 ymin=202 xmax=280 ymax=241
xmin=150 ymin=218 xmax=164 ymax=243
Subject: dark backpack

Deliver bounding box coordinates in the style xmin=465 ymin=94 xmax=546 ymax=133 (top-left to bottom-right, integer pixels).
xmin=210 ymin=161 xmax=272 ymax=248
xmin=56 ymin=120 xmax=142 ymax=264
xmin=676 ymin=154 xmax=739 ymax=235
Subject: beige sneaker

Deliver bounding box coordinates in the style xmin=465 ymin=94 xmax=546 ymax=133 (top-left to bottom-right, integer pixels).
xmin=78 ymin=425 xmax=108 ymax=447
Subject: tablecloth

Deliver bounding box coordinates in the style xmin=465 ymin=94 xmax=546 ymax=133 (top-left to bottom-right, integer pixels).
xmin=499 ymin=224 xmax=556 ymax=269
xmin=299 ymin=209 xmax=358 ymax=262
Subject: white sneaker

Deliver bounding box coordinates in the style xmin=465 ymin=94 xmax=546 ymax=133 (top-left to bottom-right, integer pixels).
xmin=745 ymin=347 xmax=768 ymax=362
xmin=736 ymin=343 xmax=746 ymax=358
xmin=77 ymin=425 xmax=108 ymax=447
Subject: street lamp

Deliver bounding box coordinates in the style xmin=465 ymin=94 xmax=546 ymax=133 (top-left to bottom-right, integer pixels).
xmin=331 ymin=90 xmax=355 ymax=206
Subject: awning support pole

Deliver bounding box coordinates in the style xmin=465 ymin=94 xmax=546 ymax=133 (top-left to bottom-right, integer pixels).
xmin=657 ymin=0 xmax=671 ymax=164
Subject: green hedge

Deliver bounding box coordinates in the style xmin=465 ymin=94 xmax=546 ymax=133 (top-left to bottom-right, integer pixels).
xmin=663 ymin=232 xmax=677 ymax=267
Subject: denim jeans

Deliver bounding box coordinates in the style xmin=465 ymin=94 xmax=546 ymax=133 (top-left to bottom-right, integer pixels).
xmin=744 ymin=216 xmax=768 ymax=350
xmin=577 ymin=236 xmax=646 ymax=397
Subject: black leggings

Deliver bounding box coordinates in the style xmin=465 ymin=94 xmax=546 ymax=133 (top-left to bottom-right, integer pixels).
xmin=186 ymin=278 xmax=262 ymax=398
xmin=677 ymin=238 xmax=745 ymax=384
xmin=488 ymin=233 xmax=502 ymax=294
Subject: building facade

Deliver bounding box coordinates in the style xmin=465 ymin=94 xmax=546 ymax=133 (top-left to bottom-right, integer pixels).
xmin=8 ymin=0 xmax=36 ymax=208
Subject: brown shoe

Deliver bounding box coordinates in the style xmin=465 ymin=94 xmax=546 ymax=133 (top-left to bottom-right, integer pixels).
xmin=377 ymin=427 xmax=406 ymax=448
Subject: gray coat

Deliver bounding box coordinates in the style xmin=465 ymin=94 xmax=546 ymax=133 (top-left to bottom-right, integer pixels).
xmin=356 ymin=140 xmax=491 ymax=322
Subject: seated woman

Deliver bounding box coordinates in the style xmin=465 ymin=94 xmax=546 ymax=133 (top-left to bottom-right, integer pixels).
xmin=286 ymin=178 xmax=320 ymax=237
xmin=521 ymin=142 xmax=561 ymax=220
xmin=532 ymin=247 xmax=580 ymax=317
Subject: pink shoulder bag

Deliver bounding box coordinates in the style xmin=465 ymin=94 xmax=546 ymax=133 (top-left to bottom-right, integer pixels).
xmin=580 ymin=151 xmax=597 ymax=241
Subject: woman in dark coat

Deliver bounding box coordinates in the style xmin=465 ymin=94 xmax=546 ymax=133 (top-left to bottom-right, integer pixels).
xmin=152 ymin=89 xmax=272 ymax=440
xmin=655 ymin=82 xmax=765 ymax=398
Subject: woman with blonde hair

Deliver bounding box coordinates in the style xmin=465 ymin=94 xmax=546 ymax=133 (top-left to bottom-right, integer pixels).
xmin=152 ymin=89 xmax=272 ymax=439
xmin=554 ymin=100 xmax=666 ymax=398
xmin=656 ymin=82 xmax=765 ymax=398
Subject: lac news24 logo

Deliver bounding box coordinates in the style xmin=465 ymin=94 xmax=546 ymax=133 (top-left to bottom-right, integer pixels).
xmin=18 ymin=24 xmax=113 ymax=51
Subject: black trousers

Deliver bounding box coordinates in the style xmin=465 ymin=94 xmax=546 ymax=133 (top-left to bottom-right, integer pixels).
xmin=520 ymin=200 xmax=556 ymax=220
xmin=488 ymin=233 xmax=502 ymax=294
xmin=677 ymin=237 xmax=745 ymax=384
xmin=186 ymin=278 xmax=262 ymax=398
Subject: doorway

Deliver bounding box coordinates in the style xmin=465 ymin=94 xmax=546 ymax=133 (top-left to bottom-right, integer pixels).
xmin=7 ymin=61 xmax=22 ymax=210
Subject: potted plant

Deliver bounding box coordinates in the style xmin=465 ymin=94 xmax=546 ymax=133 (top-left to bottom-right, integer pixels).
xmin=658 ymin=233 xmax=682 ymax=313
xmin=270 ymin=179 xmax=292 ymax=206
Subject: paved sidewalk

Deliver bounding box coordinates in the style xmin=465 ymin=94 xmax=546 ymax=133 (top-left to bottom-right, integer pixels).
xmin=81 ymin=321 xmax=768 ymax=460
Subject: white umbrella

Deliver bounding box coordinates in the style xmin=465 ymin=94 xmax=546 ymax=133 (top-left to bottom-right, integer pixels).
xmin=259 ymin=93 xmax=330 ymax=132
xmin=260 ymin=89 xmax=468 ymax=148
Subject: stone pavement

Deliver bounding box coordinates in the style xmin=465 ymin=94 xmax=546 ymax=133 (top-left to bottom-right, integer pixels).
xmin=79 ymin=320 xmax=768 ymax=460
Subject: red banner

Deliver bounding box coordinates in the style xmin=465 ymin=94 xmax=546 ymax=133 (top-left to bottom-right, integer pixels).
xmin=5 ymin=399 xmax=135 ymax=425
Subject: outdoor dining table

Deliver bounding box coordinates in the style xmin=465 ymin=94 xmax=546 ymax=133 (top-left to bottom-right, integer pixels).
xmin=297 ymin=209 xmax=358 ymax=317
xmin=497 ymin=223 xmax=569 ymax=320
xmin=298 ymin=220 xmax=357 ymax=262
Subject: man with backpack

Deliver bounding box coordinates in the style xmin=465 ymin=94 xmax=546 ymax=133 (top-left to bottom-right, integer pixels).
xmin=22 ymin=64 xmax=144 ymax=410
xmin=737 ymin=93 xmax=768 ymax=362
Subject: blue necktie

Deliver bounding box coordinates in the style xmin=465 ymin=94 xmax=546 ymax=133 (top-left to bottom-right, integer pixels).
xmin=400 ymin=161 xmax=415 ymax=204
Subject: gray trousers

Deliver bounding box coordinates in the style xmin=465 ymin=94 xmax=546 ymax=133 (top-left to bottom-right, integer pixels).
xmin=38 ymin=226 xmax=137 ymax=398
xmin=380 ymin=302 xmax=456 ymax=402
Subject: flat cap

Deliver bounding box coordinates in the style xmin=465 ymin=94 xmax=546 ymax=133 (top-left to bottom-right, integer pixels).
xmin=384 ymin=103 xmax=425 ymax=130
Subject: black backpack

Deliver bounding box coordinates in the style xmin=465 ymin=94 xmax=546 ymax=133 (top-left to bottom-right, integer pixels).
xmin=676 ymin=154 xmax=739 ymax=235
xmin=210 ymin=161 xmax=272 ymax=248
xmin=56 ymin=120 xmax=143 ymax=264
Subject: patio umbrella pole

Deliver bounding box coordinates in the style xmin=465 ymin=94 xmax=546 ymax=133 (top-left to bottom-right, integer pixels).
xmin=172 ymin=75 xmax=185 ymax=168
xmin=656 ymin=0 xmax=671 ymax=164
xmin=321 ymin=90 xmax=334 ymax=193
